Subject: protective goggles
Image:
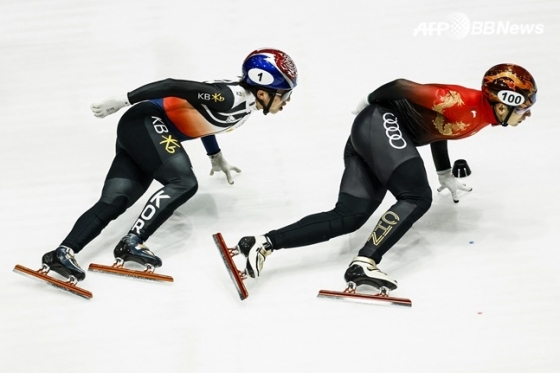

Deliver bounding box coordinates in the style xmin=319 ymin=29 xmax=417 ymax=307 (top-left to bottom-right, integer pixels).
xmin=513 ymin=105 xmax=533 ymax=114
xmin=274 ymin=90 xmax=292 ymax=102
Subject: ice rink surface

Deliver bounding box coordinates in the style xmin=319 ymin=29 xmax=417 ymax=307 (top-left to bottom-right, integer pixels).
xmin=1 ymin=1 xmax=559 ymax=372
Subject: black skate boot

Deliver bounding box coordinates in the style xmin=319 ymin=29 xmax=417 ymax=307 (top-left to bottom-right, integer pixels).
xmin=113 ymin=233 xmax=162 ymax=268
xmin=41 ymin=246 xmax=86 ymax=282
xmin=236 ymin=235 xmax=273 ymax=278
xmin=344 ymin=256 xmax=398 ymax=291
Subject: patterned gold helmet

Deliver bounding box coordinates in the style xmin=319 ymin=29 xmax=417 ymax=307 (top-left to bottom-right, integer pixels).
xmin=482 ymin=63 xmax=537 ymax=111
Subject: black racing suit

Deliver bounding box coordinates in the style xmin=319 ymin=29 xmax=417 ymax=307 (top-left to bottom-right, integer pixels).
xmin=62 ymin=79 xmax=257 ymax=252
xmin=266 ymin=79 xmax=498 ymax=263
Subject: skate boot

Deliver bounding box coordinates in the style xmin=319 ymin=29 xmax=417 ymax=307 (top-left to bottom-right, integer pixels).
xmin=41 ymin=246 xmax=86 ymax=282
xmin=113 ymin=233 xmax=162 ymax=269
xmin=344 ymin=256 xmax=398 ymax=291
xmin=236 ymin=235 xmax=273 ymax=278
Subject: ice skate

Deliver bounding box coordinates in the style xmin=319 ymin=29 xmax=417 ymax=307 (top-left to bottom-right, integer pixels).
xmin=213 ymin=233 xmax=274 ymax=300
xmin=113 ymin=233 xmax=163 ymax=268
xmin=344 ymin=256 xmax=398 ymax=291
xmin=237 ymin=235 xmax=273 ymax=279
xmin=13 ymin=246 xmax=92 ymax=299
xmin=317 ymin=257 xmax=411 ymax=307
xmin=41 ymin=246 xmax=86 ymax=282
xmin=88 ymin=234 xmax=173 ymax=282
xmin=213 ymin=232 xmax=249 ymax=300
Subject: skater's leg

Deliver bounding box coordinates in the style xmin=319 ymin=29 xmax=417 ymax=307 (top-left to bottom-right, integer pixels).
xmin=112 ymin=103 xmax=199 ymax=241
xmin=128 ymin=153 xmax=198 ymax=240
xmin=105 ymin=103 xmax=198 ymax=266
xmin=239 ymin=138 xmax=384 ymax=278
xmin=343 ymin=158 xmax=432 ymax=290
xmin=60 ymin=148 xmax=151 ymax=253
xmin=357 ymin=157 xmax=433 ymax=264
xmin=341 ymin=105 xmax=431 ymax=290
xmin=44 ymin=138 xmax=151 ymax=279
xmin=111 ymin=153 xmax=197 ymax=268
xmin=266 ymin=193 xmax=375 ymax=249
xmin=239 ymin=191 xmax=379 ymax=278
xmin=266 ymin=137 xmax=384 ymax=250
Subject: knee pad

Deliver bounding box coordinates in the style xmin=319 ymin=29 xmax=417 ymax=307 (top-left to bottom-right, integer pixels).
xmin=417 ymin=187 xmax=433 ymax=215
xmin=407 ymin=185 xmax=433 ymax=220
xmin=167 ymin=179 xmax=198 ymax=206
xmin=387 ymin=157 xmax=433 ymax=217
xmin=100 ymin=178 xmax=147 ymax=209
xmin=89 ymin=199 xmax=129 ymax=225
xmin=154 ymin=153 xmax=199 ymax=204
xmin=332 ymin=193 xmax=377 ymax=234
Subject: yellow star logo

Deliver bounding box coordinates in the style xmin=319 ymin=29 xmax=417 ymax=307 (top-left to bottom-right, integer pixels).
xmin=160 ymin=135 xmax=181 ymax=154
xmin=212 ymin=93 xmax=225 ymax=102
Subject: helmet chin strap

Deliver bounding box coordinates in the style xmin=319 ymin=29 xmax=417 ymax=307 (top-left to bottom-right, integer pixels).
xmin=494 ymin=104 xmax=515 ymax=127
xmin=257 ymin=89 xmax=277 ymax=115
xmin=500 ymin=106 xmax=516 ymax=127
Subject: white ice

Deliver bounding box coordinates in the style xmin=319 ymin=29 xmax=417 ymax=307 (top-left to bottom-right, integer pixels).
xmin=1 ymin=1 xmax=559 ymax=372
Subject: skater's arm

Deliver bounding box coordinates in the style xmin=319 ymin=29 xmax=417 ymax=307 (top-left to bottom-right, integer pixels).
xmin=127 ymin=79 xmax=234 ymax=110
xmin=367 ymin=79 xmax=455 ymax=109
xmin=367 ymin=79 xmax=417 ymax=102
xmin=90 ymin=79 xmax=235 ymax=118
xmin=430 ymin=140 xmax=451 ymax=172
xmin=353 ymin=79 xmax=423 ymax=114
xmin=201 ymin=135 xmax=220 ymax=155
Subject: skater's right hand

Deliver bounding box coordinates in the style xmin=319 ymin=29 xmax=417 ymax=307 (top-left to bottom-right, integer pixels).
xmin=209 ymin=151 xmax=241 ymax=185
xmin=351 ymin=95 xmax=370 ymax=115
xmin=90 ymin=94 xmax=130 ymax=118
xmin=436 ymin=169 xmax=472 ymax=203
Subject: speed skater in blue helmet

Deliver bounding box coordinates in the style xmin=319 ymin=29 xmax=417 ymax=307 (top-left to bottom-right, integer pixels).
xmin=240 ymin=48 xmax=298 ymax=115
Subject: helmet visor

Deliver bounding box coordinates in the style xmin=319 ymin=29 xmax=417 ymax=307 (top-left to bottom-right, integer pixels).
xmin=513 ymin=105 xmax=532 ymax=114
xmin=514 ymin=93 xmax=537 ymax=114
xmin=275 ymin=90 xmax=292 ymax=102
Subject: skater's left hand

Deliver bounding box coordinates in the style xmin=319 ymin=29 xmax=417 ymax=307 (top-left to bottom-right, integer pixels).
xmin=209 ymin=151 xmax=241 ymax=185
xmin=436 ymin=169 xmax=472 ymax=203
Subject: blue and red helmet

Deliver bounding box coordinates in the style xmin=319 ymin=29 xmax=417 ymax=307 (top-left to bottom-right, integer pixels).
xmin=241 ymin=48 xmax=298 ymax=91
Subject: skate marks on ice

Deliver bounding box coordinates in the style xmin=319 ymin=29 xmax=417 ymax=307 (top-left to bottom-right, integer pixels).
xmin=213 ymin=233 xmax=249 ymax=300
xmin=88 ymin=259 xmax=174 ymax=282
xmin=317 ymin=282 xmax=412 ymax=307
xmin=13 ymin=264 xmax=93 ymax=299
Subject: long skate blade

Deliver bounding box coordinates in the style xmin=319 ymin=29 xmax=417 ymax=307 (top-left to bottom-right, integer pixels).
xmin=317 ymin=289 xmax=412 ymax=307
xmin=213 ymin=233 xmax=249 ymax=300
xmin=13 ymin=264 xmax=93 ymax=299
xmin=88 ymin=263 xmax=174 ymax=282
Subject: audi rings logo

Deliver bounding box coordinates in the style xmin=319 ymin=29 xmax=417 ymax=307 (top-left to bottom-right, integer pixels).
xmin=383 ymin=112 xmax=407 ymax=149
